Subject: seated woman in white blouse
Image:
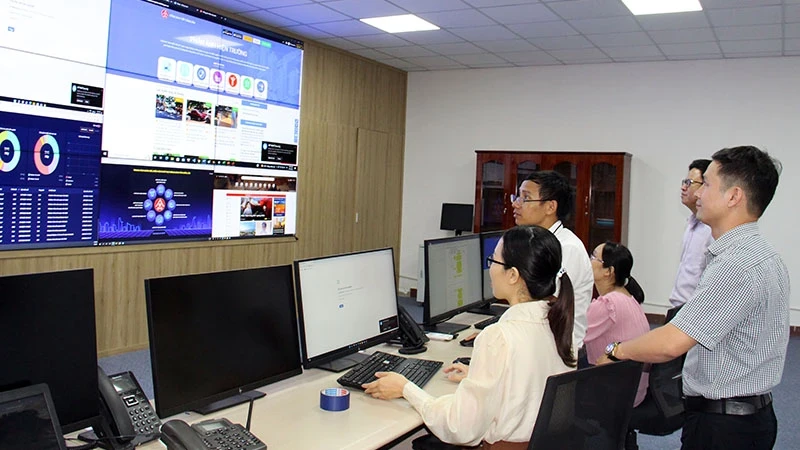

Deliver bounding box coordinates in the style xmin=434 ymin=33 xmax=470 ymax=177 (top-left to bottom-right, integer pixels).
xmin=363 ymin=225 xmax=577 ymax=450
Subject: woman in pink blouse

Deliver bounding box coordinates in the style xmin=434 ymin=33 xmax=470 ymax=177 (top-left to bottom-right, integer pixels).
xmin=585 ymin=241 xmax=650 ymax=406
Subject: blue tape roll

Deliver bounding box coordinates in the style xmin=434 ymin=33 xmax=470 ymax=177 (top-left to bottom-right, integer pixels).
xmin=320 ymin=388 xmax=350 ymax=411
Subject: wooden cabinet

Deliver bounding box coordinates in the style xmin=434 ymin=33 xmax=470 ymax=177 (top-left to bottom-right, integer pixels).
xmin=474 ymin=151 xmax=631 ymax=252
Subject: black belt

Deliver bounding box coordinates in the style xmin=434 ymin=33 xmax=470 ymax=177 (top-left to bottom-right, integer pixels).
xmin=684 ymin=393 xmax=773 ymax=416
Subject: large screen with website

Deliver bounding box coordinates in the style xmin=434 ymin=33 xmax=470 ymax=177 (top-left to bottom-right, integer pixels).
xmin=0 ymin=0 xmax=302 ymax=251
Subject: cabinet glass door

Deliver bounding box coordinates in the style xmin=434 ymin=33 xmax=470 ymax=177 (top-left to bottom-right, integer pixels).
xmin=552 ymin=162 xmax=578 ymax=232
xmin=481 ymin=160 xmax=505 ymax=231
xmin=589 ymin=162 xmax=617 ymax=251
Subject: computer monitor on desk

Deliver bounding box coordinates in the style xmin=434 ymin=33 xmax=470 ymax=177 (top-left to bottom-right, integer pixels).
xmin=423 ymin=234 xmax=484 ymax=334
xmin=294 ymin=248 xmax=401 ymax=372
xmin=468 ymin=231 xmax=510 ymax=316
xmin=0 ymin=269 xmax=102 ymax=435
xmin=145 ymin=265 xmax=302 ymax=418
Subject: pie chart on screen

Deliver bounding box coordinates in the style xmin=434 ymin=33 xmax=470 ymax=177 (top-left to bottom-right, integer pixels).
xmin=34 ymin=134 xmax=60 ymax=175
xmin=0 ymin=130 xmax=21 ymax=172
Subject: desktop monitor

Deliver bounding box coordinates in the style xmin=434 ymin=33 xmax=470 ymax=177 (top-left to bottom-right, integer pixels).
xmin=440 ymin=203 xmax=474 ymax=235
xmin=0 ymin=269 xmax=101 ymax=434
xmin=466 ymin=231 xmax=510 ymax=317
xmin=294 ymin=248 xmax=400 ymax=372
xmin=145 ymin=265 xmax=302 ymax=418
xmin=423 ymin=234 xmax=484 ymax=334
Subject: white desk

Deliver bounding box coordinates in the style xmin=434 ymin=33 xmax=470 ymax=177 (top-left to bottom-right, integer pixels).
xmin=140 ymin=312 xmax=485 ymax=450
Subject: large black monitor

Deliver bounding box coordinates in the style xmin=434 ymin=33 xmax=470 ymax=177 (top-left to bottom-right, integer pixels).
xmin=145 ymin=265 xmax=302 ymax=418
xmin=440 ymin=203 xmax=474 ymax=236
xmin=0 ymin=269 xmax=101 ymax=434
xmin=294 ymin=248 xmax=400 ymax=372
xmin=423 ymin=234 xmax=484 ymax=334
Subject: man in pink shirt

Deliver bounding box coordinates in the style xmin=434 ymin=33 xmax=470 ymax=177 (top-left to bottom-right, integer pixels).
xmin=670 ymin=159 xmax=713 ymax=307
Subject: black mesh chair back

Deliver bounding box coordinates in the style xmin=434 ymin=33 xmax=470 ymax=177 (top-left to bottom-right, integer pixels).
xmin=528 ymin=361 xmax=643 ymax=450
xmin=628 ymin=305 xmax=686 ymax=438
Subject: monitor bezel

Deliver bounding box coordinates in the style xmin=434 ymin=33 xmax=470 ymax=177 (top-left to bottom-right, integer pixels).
xmin=144 ymin=265 xmax=303 ymax=418
xmin=439 ymin=203 xmax=474 ymax=233
xmin=480 ymin=230 xmax=505 ymax=301
xmin=293 ymin=248 xmax=400 ymax=370
xmin=423 ymin=234 xmax=487 ymax=325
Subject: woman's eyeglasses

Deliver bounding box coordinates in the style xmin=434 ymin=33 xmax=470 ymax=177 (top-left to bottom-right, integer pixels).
xmin=486 ymin=256 xmax=511 ymax=269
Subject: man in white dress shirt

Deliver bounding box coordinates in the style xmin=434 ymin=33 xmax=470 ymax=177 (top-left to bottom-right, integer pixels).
xmin=670 ymin=159 xmax=714 ymax=307
xmin=512 ymin=171 xmax=593 ymax=356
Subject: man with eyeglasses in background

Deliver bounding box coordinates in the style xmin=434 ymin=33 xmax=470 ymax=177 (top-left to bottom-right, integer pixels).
xmin=670 ymin=159 xmax=714 ymax=308
xmin=512 ymin=171 xmax=593 ymax=366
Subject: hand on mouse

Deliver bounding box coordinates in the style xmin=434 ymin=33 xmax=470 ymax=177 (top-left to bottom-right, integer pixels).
xmin=443 ymin=363 xmax=469 ymax=383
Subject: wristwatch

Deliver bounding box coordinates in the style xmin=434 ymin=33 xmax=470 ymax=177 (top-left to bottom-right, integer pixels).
xmin=604 ymin=342 xmax=622 ymax=361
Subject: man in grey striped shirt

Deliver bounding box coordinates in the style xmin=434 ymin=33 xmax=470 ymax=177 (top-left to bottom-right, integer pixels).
xmin=598 ymin=146 xmax=788 ymax=449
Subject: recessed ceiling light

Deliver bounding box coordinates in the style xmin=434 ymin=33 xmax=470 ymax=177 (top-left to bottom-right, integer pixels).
xmin=360 ymin=14 xmax=439 ymax=33
xmin=621 ymin=0 xmax=702 ymax=15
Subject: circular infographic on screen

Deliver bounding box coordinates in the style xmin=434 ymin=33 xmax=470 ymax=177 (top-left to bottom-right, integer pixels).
xmin=33 ymin=134 xmax=60 ymax=175
xmin=143 ymin=183 xmax=177 ymax=224
xmin=0 ymin=129 xmax=22 ymax=173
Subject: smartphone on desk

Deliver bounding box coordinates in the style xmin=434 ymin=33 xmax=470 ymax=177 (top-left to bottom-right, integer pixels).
xmin=160 ymin=418 xmax=266 ymax=450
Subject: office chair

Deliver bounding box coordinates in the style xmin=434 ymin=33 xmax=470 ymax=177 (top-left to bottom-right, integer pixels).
xmin=527 ymin=360 xmax=643 ymax=450
xmin=625 ymin=305 xmax=686 ymax=450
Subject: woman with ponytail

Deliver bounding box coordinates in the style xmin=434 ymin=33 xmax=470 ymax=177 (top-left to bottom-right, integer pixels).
xmin=364 ymin=226 xmax=576 ymax=449
xmin=584 ymin=241 xmax=650 ymax=406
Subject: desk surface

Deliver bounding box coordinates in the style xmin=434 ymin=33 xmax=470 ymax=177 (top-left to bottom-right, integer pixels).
xmin=139 ymin=311 xmax=485 ymax=450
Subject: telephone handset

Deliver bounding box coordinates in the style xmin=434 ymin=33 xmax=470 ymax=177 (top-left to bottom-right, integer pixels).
xmin=397 ymin=304 xmax=429 ymax=355
xmin=160 ymin=418 xmax=266 ymax=450
xmin=96 ymin=367 xmax=162 ymax=448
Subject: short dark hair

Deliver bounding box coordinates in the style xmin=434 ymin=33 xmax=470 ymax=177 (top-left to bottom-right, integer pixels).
xmin=502 ymin=225 xmax=575 ymax=368
xmin=524 ymin=171 xmax=574 ymax=221
xmin=688 ymin=159 xmax=711 ymax=174
xmin=600 ymin=242 xmax=645 ymax=304
xmin=712 ymin=146 xmax=781 ymax=218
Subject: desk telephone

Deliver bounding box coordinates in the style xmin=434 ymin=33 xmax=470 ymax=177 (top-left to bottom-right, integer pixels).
xmin=86 ymin=367 xmax=162 ymax=449
xmin=161 ymin=418 xmax=266 ymax=450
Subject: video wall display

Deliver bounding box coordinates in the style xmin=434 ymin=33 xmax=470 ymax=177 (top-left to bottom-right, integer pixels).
xmin=0 ymin=0 xmax=303 ymax=251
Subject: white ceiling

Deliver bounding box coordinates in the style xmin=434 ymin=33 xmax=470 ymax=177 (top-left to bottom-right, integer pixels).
xmin=194 ymin=0 xmax=800 ymax=71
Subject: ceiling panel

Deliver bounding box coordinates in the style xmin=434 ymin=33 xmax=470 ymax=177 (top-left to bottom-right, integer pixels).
xmin=706 ymin=6 xmax=783 ymax=27
xmin=482 ymin=4 xmax=562 ymax=25
xmin=547 ymin=0 xmax=631 ymax=20
xmin=418 ymin=9 xmax=497 ymax=28
xmin=449 ymin=25 xmax=519 ymax=41
xmin=507 ymin=20 xmax=579 ymax=38
xmin=190 ymin=0 xmax=800 ymax=72
xmin=476 ymin=39 xmax=540 ymax=52
xmin=585 ymin=31 xmax=654 ymax=47
xmin=323 ymin=0 xmax=405 ymax=18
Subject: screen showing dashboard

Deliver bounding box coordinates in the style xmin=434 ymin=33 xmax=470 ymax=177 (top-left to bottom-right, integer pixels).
xmin=0 ymin=0 xmax=303 ymax=250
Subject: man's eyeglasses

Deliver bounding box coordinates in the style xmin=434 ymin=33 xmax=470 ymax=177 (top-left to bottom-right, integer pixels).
xmin=511 ymin=194 xmax=550 ymax=204
xmin=486 ymin=256 xmax=511 ymax=269
xmin=681 ymin=178 xmax=703 ymax=188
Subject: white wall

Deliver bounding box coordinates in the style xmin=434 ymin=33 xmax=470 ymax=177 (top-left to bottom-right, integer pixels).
xmin=400 ymin=56 xmax=800 ymax=325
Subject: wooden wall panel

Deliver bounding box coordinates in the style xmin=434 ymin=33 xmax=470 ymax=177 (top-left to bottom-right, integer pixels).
xmin=295 ymin=120 xmax=358 ymax=259
xmin=0 ymin=24 xmax=407 ymax=357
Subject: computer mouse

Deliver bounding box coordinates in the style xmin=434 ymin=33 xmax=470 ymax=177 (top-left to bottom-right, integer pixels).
xmin=453 ymin=357 xmax=471 ymax=365
xmin=459 ymin=336 xmax=475 ymax=347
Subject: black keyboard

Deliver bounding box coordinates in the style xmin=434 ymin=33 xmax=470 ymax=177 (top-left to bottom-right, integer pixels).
xmin=337 ymin=351 xmax=443 ymax=390
xmin=473 ymin=314 xmax=502 ymax=330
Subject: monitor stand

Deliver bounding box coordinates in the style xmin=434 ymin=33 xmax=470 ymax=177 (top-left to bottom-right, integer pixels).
xmin=467 ymin=302 xmax=509 ymax=316
xmin=423 ymin=321 xmax=470 ymax=335
xmin=316 ymin=352 xmax=370 ymax=373
xmin=193 ymin=390 xmax=265 ymax=415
